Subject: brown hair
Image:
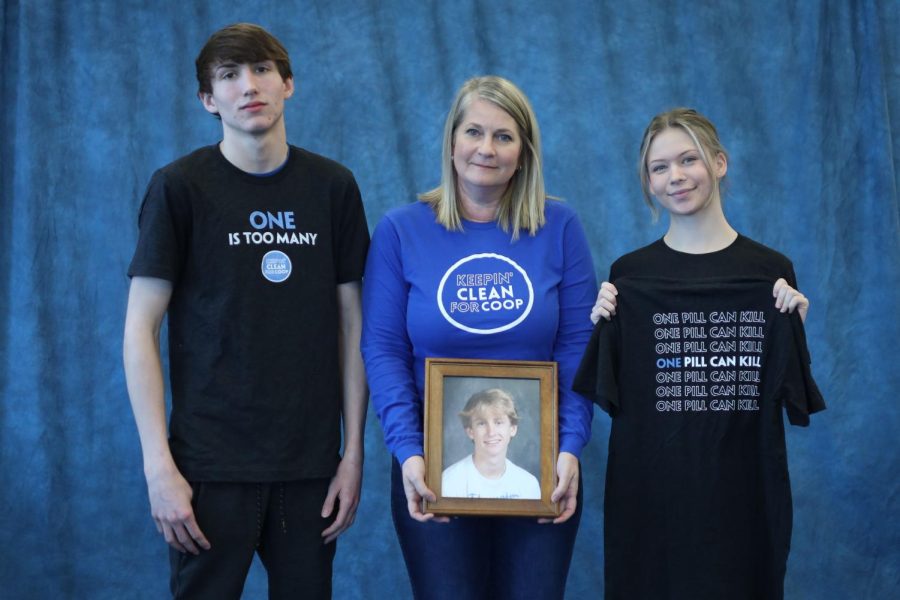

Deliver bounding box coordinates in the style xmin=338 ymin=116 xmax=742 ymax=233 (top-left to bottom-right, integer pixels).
xmin=195 ymin=23 xmax=292 ymax=95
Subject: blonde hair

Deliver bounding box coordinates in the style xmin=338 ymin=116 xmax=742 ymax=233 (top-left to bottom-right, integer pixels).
xmin=458 ymin=389 xmax=519 ymax=429
xmin=419 ymin=76 xmax=546 ymax=240
xmin=638 ymin=107 xmax=729 ymax=221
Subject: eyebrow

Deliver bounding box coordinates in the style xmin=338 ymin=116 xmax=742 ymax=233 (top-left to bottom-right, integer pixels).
xmin=214 ymin=60 xmax=273 ymax=71
xmin=648 ymin=149 xmax=698 ymax=164
xmin=463 ymin=123 xmax=516 ymax=134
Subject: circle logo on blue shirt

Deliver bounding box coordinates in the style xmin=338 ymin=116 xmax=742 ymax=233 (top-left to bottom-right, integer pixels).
xmin=437 ymin=253 xmax=534 ymax=335
xmin=261 ymin=250 xmax=292 ymax=283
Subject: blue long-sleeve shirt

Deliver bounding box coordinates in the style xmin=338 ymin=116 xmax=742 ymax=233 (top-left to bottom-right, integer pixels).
xmin=362 ymin=200 xmax=597 ymax=466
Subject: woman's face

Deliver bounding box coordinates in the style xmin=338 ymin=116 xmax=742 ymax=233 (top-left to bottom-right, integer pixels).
xmin=646 ymin=127 xmax=726 ymax=218
xmin=466 ymin=407 xmax=517 ymax=460
xmin=452 ymin=98 xmax=523 ymax=198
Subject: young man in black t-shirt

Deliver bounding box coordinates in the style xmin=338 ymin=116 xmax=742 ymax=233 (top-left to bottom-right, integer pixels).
xmin=123 ymin=23 xmax=369 ymax=599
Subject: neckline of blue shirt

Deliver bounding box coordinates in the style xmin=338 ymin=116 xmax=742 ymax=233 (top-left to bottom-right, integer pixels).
xmin=247 ymin=153 xmax=290 ymax=177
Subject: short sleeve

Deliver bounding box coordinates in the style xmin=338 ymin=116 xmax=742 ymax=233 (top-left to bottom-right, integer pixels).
xmin=332 ymin=174 xmax=370 ymax=284
xmin=573 ymin=317 xmax=620 ymax=415
xmin=127 ymin=170 xmax=190 ymax=282
xmin=769 ymin=312 xmax=826 ymax=426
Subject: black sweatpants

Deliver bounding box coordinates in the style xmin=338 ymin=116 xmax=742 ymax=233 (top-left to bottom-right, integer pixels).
xmin=169 ymin=479 xmax=336 ymax=600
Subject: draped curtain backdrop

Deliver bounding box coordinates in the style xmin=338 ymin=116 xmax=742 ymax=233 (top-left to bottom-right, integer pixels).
xmin=2 ymin=1 xmax=898 ymax=598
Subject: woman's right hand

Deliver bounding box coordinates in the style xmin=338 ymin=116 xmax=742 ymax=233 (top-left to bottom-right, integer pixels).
xmin=401 ymin=456 xmax=448 ymax=523
xmin=590 ymin=281 xmax=619 ymax=324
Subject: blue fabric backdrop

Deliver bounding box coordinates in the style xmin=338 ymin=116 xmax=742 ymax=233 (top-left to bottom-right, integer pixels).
xmin=2 ymin=0 xmax=898 ymax=598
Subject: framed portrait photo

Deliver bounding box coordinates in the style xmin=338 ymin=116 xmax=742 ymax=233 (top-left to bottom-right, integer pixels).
xmin=423 ymin=358 xmax=559 ymax=517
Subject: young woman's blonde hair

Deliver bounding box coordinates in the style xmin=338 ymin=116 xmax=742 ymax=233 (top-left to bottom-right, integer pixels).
xmin=419 ymin=76 xmax=546 ymax=240
xmin=638 ymin=107 xmax=729 ymax=221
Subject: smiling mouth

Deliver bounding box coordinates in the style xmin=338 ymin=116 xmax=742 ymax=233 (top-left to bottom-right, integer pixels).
xmin=669 ymin=187 xmax=696 ymax=198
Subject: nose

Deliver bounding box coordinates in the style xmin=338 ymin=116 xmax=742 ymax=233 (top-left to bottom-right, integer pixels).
xmin=477 ymin=137 xmax=495 ymax=156
xmin=240 ymin=68 xmax=259 ymax=95
xmin=669 ymin=163 xmax=685 ymax=183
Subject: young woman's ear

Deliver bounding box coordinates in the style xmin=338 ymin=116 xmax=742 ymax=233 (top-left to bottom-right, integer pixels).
xmin=715 ymin=152 xmax=728 ymax=179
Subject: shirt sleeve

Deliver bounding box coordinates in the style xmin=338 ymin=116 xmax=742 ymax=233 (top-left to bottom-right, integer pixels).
xmin=573 ymin=317 xmax=620 ymax=415
xmin=127 ymin=169 xmax=190 ymax=281
xmin=770 ymin=311 xmax=826 ymax=426
xmin=361 ymin=215 xmax=424 ymax=464
xmin=331 ymin=173 xmax=370 ymax=284
xmin=574 ymin=262 xmax=622 ymax=413
xmin=553 ymin=212 xmax=598 ymax=457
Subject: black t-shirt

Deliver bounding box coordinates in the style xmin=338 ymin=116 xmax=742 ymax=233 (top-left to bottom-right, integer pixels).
xmin=128 ymin=145 xmax=370 ymax=481
xmin=574 ymin=236 xmax=825 ymax=600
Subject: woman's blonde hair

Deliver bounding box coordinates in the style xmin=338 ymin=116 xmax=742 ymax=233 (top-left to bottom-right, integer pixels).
xmin=638 ymin=107 xmax=729 ymax=221
xmin=419 ymin=76 xmax=546 ymax=240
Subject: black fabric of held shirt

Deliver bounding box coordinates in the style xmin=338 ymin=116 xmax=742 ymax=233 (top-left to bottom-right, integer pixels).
xmin=575 ymin=275 xmax=824 ymax=600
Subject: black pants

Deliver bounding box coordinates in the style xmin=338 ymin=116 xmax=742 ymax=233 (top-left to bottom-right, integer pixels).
xmin=169 ymin=479 xmax=336 ymax=600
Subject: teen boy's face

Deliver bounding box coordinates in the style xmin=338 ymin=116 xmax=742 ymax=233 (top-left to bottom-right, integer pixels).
xmin=466 ymin=408 xmax=517 ymax=460
xmin=200 ymin=60 xmax=294 ymax=136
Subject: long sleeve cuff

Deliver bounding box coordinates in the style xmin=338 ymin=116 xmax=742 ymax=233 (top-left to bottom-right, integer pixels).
xmin=559 ymin=434 xmax=588 ymax=459
xmin=394 ymin=443 xmax=424 ymax=467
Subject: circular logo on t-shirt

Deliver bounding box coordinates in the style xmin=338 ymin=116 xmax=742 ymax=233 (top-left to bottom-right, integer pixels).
xmin=261 ymin=250 xmax=292 ymax=283
xmin=437 ymin=253 xmax=534 ymax=335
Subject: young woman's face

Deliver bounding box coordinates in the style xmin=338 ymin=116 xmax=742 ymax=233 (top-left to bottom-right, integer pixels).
xmin=466 ymin=407 xmax=517 ymax=460
xmin=646 ymin=127 xmax=726 ymax=218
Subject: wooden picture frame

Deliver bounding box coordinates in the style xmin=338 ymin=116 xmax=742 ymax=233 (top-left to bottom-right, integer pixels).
xmin=424 ymin=357 xmax=559 ymax=517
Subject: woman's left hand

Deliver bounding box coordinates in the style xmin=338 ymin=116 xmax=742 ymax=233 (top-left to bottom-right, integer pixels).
xmin=540 ymin=451 xmax=579 ymax=524
xmin=773 ymin=278 xmax=809 ymax=323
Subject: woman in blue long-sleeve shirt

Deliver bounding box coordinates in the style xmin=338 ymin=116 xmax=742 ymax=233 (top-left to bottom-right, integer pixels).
xmin=361 ymin=76 xmax=598 ymax=600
